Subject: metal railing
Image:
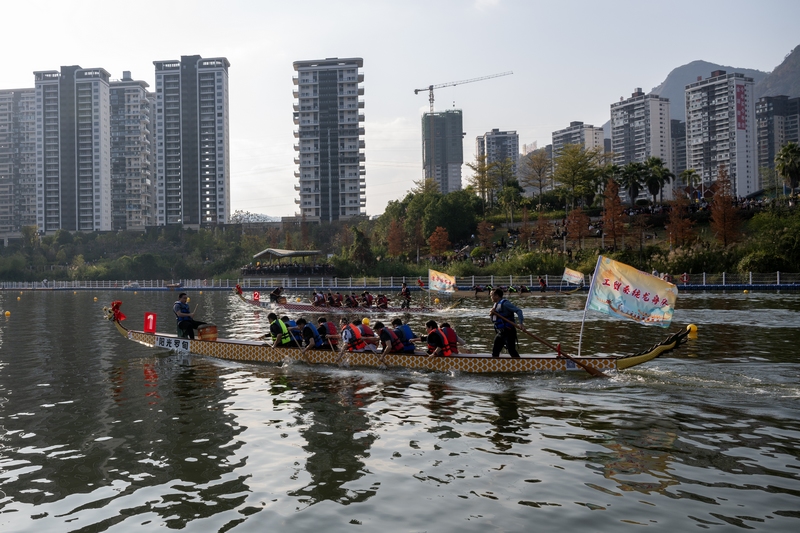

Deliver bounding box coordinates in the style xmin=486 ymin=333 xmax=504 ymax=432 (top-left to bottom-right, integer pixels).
xmin=3 ymin=272 xmax=800 ymax=291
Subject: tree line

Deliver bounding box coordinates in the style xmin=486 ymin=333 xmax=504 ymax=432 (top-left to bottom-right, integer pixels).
xmin=1 ymin=142 xmax=799 ymax=282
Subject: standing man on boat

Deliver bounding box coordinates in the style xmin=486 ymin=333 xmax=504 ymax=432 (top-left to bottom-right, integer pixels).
xmin=400 ymin=282 xmax=412 ymax=309
xmin=270 ymin=287 xmax=284 ymax=303
xmin=489 ymin=288 xmax=523 ymax=358
xmin=173 ymin=292 xmax=206 ymax=339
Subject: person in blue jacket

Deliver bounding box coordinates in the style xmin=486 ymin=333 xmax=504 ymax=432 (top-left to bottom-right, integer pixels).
xmin=173 ymin=292 xmax=206 ymax=339
xmin=489 ymin=288 xmax=523 ymax=358
xmin=296 ymin=317 xmax=324 ymax=352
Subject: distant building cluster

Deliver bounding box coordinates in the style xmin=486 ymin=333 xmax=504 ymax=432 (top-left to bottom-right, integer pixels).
xmin=541 ymin=70 xmax=798 ymax=202
xmin=0 ymin=55 xmax=230 ymax=238
xmin=2 ymin=55 xmax=798 ymax=240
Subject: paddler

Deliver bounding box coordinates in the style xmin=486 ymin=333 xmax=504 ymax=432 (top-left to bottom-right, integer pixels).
xmin=267 ymin=312 xmax=299 ymax=348
xmin=424 ymin=320 xmax=451 ymax=357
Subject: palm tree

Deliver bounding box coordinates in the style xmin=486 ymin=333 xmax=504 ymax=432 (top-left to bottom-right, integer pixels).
xmin=680 ymin=168 xmax=701 ymax=200
xmin=644 ymin=157 xmax=674 ymax=205
xmin=619 ymin=162 xmax=646 ymax=207
xmin=775 ymin=141 xmax=800 ymax=193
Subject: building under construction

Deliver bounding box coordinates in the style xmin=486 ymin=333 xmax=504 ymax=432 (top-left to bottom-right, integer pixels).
xmin=421 ymin=109 xmax=463 ymax=194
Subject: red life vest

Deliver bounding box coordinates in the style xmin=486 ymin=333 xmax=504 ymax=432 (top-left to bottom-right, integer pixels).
xmin=383 ymin=327 xmax=404 ymax=353
xmin=427 ymin=329 xmax=452 ymax=356
xmin=360 ymin=324 xmax=375 ymax=337
xmin=441 ymin=326 xmax=459 ymax=354
xmin=343 ymin=323 xmax=367 ymax=351
xmin=321 ymin=321 xmax=338 ymax=347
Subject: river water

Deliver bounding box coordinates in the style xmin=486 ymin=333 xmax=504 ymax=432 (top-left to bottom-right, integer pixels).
xmin=0 ymin=289 xmax=798 ymax=532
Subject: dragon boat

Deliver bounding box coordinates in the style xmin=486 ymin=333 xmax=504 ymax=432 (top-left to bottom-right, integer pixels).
xmin=233 ymin=287 xmax=462 ymax=315
xmin=106 ymin=301 xmax=691 ymax=375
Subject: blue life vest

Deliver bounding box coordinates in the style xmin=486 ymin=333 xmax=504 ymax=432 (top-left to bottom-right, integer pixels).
xmin=397 ymin=324 xmax=417 ymax=352
xmin=174 ymin=301 xmax=191 ymax=322
xmin=286 ymin=320 xmax=303 ymax=343
xmin=304 ymin=323 xmax=324 ymax=348
xmin=492 ymin=299 xmax=515 ymax=330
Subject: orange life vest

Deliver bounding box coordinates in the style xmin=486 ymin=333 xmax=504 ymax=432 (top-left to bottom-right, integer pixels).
xmin=427 ymin=329 xmax=452 ymax=356
xmin=343 ymin=323 xmax=367 ymax=351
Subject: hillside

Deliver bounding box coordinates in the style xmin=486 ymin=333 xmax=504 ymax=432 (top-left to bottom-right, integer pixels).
xmin=650 ymin=60 xmax=769 ymax=121
xmin=755 ymin=44 xmax=800 ymax=99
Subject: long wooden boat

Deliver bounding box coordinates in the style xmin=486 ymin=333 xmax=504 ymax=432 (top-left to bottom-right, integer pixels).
xmin=106 ymin=302 xmax=691 ymax=374
xmin=234 ymin=290 xmax=462 ymax=315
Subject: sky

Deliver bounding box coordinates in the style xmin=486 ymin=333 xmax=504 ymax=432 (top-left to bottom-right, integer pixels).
xmin=2 ymin=0 xmax=798 ymax=218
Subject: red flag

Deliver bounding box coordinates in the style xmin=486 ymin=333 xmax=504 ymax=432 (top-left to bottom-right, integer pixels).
xmin=110 ymin=300 xmax=127 ymax=322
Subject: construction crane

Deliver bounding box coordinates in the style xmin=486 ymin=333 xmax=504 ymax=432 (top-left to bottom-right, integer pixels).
xmin=414 ymin=71 xmax=513 ymax=113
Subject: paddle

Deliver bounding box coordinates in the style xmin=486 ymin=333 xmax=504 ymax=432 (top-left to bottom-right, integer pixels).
xmin=490 ymin=312 xmax=609 ymax=378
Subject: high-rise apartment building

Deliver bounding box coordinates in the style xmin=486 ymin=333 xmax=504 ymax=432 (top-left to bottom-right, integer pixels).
xmin=476 ymin=129 xmax=520 ymax=176
xmin=153 ymin=55 xmax=230 ymax=227
xmin=422 ymin=109 xmax=463 ymax=194
xmin=685 ymin=70 xmax=757 ymax=197
xmin=34 ymin=66 xmax=112 ymax=233
xmin=293 ymin=57 xmax=365 ymax=222
xmin=0 ymin=88 xmax=36 ymax=236
xmin=610 ymin=89 xmax=672 ymax=169
xmin=551 ymin=121 xmax=604 ymax=158
xmin=671 ymin=119 xmax=687 ymax=179
xmin=110 ymin=72 xmax=154 ymax=231
xmin=756 ymin=95 xmax=800 ymax=175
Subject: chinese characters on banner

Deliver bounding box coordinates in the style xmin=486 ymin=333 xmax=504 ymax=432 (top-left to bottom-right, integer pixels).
xmin=155 ymin=336 xmax=191 ymax=352
xmin=736 ymin=84 xmax=747 ymax=131
xmin=562 ymin=267 xmax=584 ymax=286
xmin=428 ymin=269 xmax=457 ymax=293
xmin=588 ymin=256 xmax=678 ymax=327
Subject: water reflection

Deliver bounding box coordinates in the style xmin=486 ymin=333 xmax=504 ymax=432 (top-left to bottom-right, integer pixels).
xmin=287 ymin=375 xmax=378 ymax=507
xmin=586 ymin=428 xmax=677 ymax=495
xmin=488 ymin=388 xmax=531 ymax=451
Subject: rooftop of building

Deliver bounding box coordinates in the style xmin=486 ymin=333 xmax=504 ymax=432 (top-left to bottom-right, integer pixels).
xmin=293 ymin=57 xmax=364 ymax=70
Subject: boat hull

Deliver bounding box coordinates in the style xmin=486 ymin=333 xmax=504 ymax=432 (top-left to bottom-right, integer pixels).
xmin=113 ymin=319 xmax=690 ymax=374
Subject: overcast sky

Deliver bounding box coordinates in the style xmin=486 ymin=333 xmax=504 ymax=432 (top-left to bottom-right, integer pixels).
xmin=2 ymin=0 xmax=798 ymax=217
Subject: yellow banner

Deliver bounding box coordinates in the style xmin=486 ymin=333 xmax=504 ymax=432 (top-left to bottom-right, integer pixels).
xmin=588 ymin=256 xmax=678 ymax=327
xmin=428 ymin=269 xmax=457 ymax=293
xmin=562 ymin=267 xmax=584 ymax=285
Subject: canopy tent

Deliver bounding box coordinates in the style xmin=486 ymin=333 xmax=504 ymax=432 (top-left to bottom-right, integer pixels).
xmin=252 ymin=248 xmax=322 ymax=262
